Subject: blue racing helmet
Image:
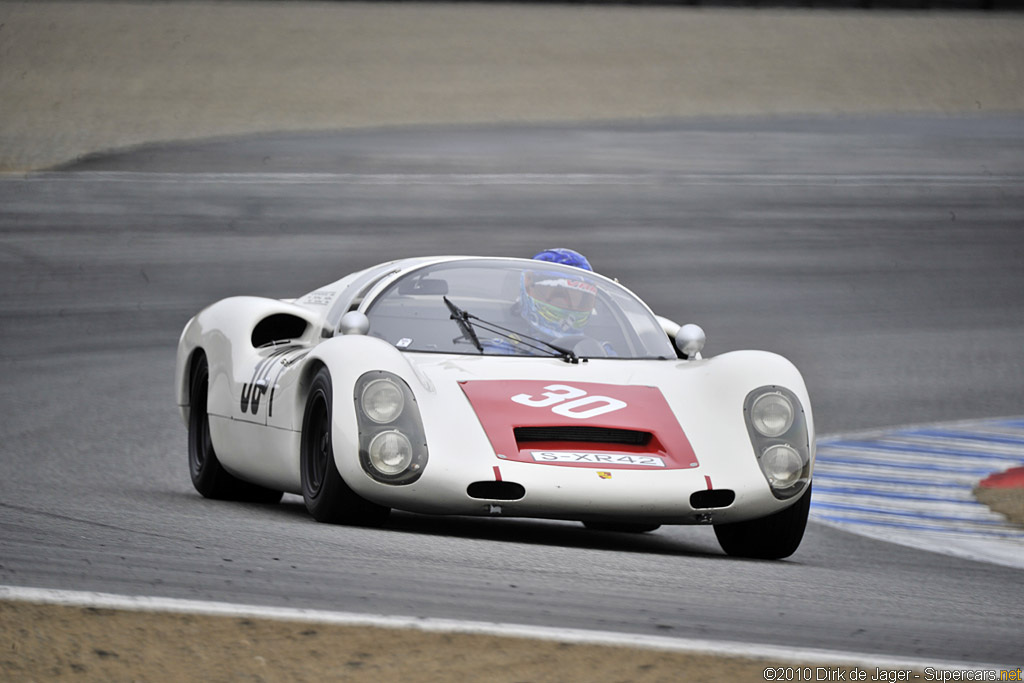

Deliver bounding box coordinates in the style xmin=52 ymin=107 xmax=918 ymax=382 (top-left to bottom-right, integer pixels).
xmin=531 ymin=248 xmax=593 ymax=272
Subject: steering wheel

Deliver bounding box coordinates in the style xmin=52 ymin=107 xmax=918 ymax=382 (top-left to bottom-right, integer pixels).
xmin=551 ymin=334 xmax=608 ymax=358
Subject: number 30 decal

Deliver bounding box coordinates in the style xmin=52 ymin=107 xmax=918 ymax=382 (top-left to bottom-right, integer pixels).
xmin=511 ymin=384 xmax=627 ymax=420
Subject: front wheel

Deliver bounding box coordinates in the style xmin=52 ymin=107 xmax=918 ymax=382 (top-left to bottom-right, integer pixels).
xmin=713 ymin=484 xmax=812 ymax=560
xmin=188 ymin=354 xmax=282 ymax=504
xmin=301 ymin=367 xmax=390 ymax=525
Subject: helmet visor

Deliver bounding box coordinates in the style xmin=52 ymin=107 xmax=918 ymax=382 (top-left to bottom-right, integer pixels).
xmin=524 ymin=273 xmax=597 ymax=313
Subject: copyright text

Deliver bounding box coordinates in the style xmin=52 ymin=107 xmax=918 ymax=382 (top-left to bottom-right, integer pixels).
xmin=762 ymin=668 xmax=1022 ymax=682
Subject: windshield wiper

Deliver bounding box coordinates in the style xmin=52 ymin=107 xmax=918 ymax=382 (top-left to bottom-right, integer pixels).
xmin=443 ymin=296 xmax=580 ymax=363
xmin=444 ymin=296 xmax=484 ymax=353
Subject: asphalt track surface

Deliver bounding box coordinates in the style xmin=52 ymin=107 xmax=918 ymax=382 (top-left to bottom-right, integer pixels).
xmin=2 ymin=115 xmax=1023 ymax=665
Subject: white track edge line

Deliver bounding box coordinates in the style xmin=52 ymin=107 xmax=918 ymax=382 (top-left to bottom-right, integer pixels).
xmin=1 ymin=585 xmax=1014 ymax=672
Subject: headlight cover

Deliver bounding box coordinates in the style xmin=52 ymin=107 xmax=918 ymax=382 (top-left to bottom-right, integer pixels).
xmin=354 ymin=371 xmax=427 ymax=485
xmin=360 ymin=378 xmax=405 ymax=424
xmin=368 ymin=430 xmax=414 ymax=475
xmin=743 ymin=386 xmax=810 ymax=499
xmin=750 ymin=391 xmax=794 ymax=437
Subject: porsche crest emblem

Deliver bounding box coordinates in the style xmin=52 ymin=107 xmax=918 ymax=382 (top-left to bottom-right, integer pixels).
xmin=597 ymin=471 xmax=612 ymax=480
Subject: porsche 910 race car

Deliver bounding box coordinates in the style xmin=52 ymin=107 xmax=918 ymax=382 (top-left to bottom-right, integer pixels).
xmin=175 ymin=255 xmax=815 ymax=559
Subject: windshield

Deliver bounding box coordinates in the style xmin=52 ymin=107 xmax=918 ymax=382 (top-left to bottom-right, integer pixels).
xmin=364 ymin=259 xmax=675 ymax=359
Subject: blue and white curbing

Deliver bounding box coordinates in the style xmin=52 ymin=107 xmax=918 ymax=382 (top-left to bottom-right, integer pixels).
xmin=811 ymin=417 xmax=1024 ymax=569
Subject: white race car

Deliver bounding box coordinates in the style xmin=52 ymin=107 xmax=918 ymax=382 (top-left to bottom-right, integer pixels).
xmin=175 ymin=256 xmax=815 ymax=559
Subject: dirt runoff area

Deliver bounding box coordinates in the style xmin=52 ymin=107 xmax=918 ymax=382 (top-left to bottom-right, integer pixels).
xmin=2 ymin=2 xmax=1023 ymax=680
xmin=1 ymin=600 xmax=902 ymax=682
xmin=975 ymin=488 xmax=1024 ymax=529
xmin=1 ymin=1 xmax=1024 ymax=172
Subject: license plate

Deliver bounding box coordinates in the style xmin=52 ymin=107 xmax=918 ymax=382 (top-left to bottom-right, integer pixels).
xmin=530 ymin=451 xmax=666 ymax=468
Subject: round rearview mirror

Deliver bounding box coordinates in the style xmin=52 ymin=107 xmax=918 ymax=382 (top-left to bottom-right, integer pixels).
xmin=339 ymin=311 xmax=370 ymax=336
xmin=675 ymin=323 xmax=706 ymax=359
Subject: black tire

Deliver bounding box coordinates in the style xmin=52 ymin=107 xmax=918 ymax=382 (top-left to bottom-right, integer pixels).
xmin=583 ymin=522 xmax=661 ymax=533
xmin=713 ymin=484 xmax=812 ymax=560
xmin=188 ymin=354 xmax=283 ymax=504
xmin=301 ymin=367 xmax=390 ymax=525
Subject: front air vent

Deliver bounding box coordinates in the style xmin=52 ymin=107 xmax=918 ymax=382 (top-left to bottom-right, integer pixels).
xmin=467 ymin=481 xmax=526 ymax=501
xmin=251 ymin=314 xmax=308 ymax=348
xmin=514 ymin=426 xmax=651 ymax=446
xmin=690 ymin=489 xmax=736 ymax=509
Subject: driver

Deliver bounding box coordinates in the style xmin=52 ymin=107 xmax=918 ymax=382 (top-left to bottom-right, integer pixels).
xmin=520 ymin=248 xmax=597 ymax=338
xmin=519 ymin=269 xmax=598 ymax=338
xmin=482 ymin=247 xmax=609 ymax=356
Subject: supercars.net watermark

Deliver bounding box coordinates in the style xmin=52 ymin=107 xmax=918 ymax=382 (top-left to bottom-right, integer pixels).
xmin=763 ymin=668 xmax=1022 ymax=682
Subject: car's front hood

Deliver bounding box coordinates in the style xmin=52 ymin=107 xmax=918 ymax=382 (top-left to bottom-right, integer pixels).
xmin=458 ymin=378 xmax=698 ymax=471
xmin=404 ymin=353 xmax=711 ymax=472
xmin=401 ymin=350 xmax=812 ymax=475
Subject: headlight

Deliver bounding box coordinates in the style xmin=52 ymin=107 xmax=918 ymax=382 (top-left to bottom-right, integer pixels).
xmin=750 ymin=392 xmax=794 ymax=437
xmin=761 ymin=444 xmax=804 ymax=488
xmin=361 ymin=378 xmax=405 ymax=424
xmin=744 ymin=386 xmax=811 ymax=499
xmin=354 ymin=371 xmax=428 ymax=485
xmin=368 ymin=430 xmax=413 ymax=475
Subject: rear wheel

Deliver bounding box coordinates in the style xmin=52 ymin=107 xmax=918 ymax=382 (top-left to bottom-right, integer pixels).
xmin=713 ymin=484 xmax=812 ymax=560
xmin=301 ymin=367 xmax=390 ymax=525
xmin=188 ymin=354 xmax=283 ymax=504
